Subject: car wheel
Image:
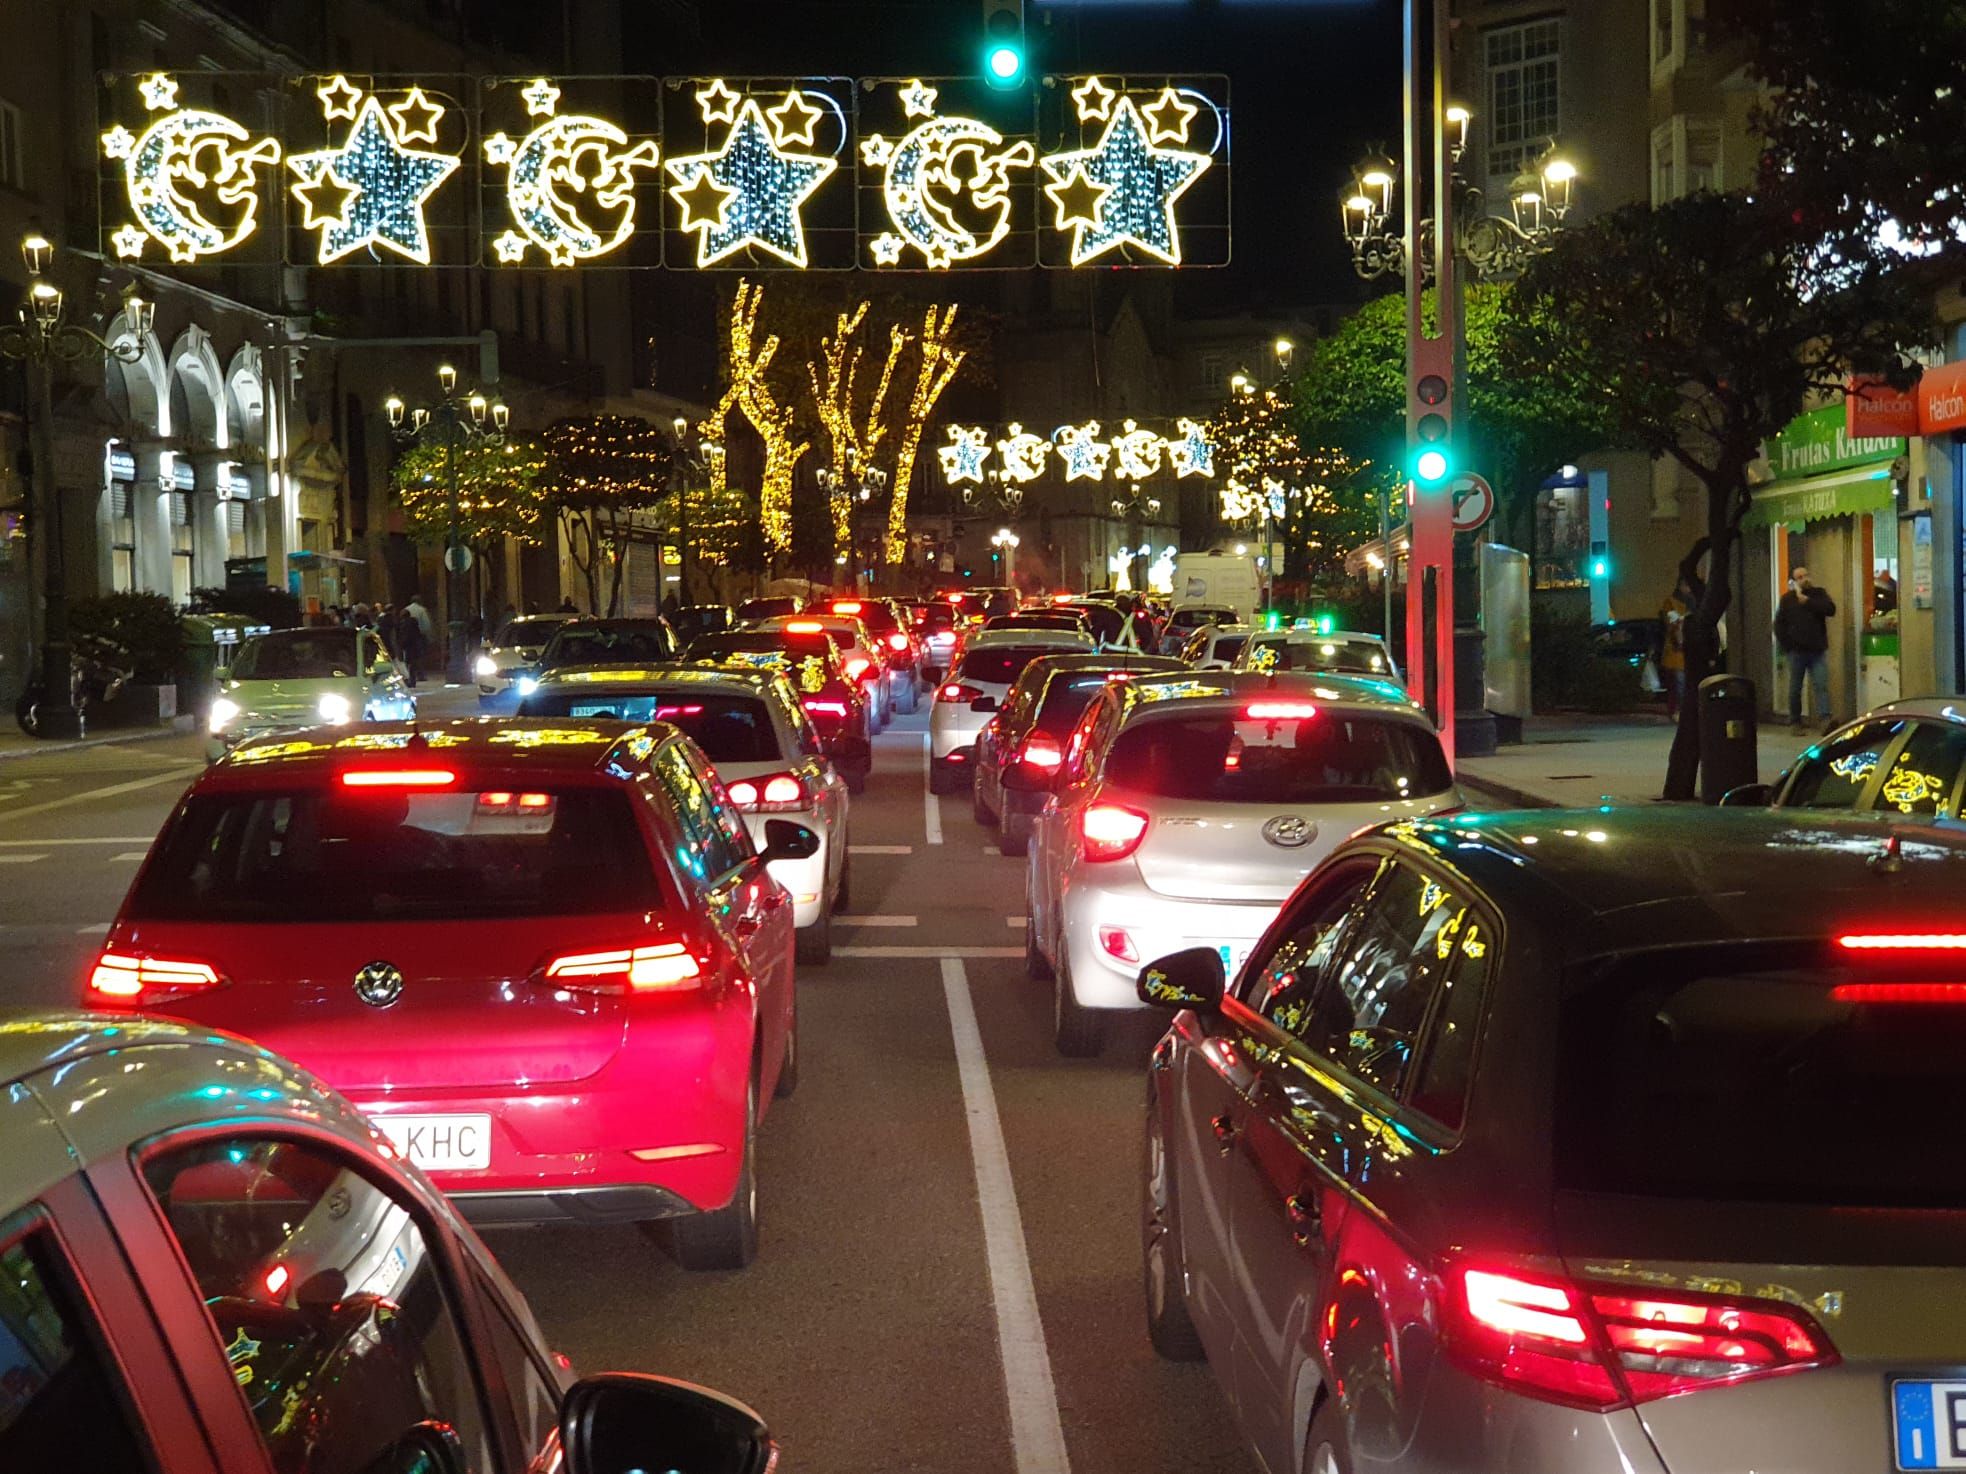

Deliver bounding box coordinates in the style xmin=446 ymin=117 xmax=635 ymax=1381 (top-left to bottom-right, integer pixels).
xmin=1304 ymin=1399 xmax=1351 ymax=1474
xmin=972 ymin=777 xmax=998 ymax=828
xmin=795 ymin=902 xmax=831 ymax=966
xmin=774 ymin=1001 xmax=799 ymax=1100
xmin=1024 ymin=866 xmax=1054 ymax=981
xmin=1143 ymin=1099 xmax=1207 ymax=1361
xmin=666 ymin=1069 xmax=759 ymax=1270
xmin=1053 ymin=953 xmax=1104 ymax=1057
xmin=834 ymin=851 xmax=851 ymax=913
xmin=928 ymin=763 xmax=957 ymax=795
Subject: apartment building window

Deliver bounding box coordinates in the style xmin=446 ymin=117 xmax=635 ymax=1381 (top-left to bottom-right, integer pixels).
xmin=226 ymin=500 xmax=247 ymax=560
xmin=169 ymin=492 xmax=192 ymax=607
xmin=1651 ymin=116 xmax=1723 ymax=204
xmin=108 ymin=483 xmax=135 ymax=593
xmin=1650 ymin=0 xmax=1686 ymax=76
xmin=1201 ymin=353 xmax=1225 ymax=395
xmin=1485 ymin=18 xmax=1561 ymax=186
xmin=0 ymin=98 xmax=22 ymax=191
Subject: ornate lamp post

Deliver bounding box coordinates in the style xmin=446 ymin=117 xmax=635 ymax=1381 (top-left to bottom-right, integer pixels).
xmin=0 ymin=233 xmax=154 ymax=737
xmin=990 ymin=526 xmax=1020 ymax=585
xmin=385 ymin=365 xmax=507 ymax=677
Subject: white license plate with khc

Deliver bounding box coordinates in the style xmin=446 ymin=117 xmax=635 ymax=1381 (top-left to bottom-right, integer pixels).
xmin=378 ymin=1113 xmax=491 ymax=1172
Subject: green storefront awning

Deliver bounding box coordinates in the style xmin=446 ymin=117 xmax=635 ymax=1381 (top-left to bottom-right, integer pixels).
xmin=1742 ymin=465 xmax=1896 ymax=530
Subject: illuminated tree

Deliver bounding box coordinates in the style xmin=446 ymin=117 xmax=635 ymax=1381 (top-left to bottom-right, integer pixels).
xmin=1212 ymin=382 xmax=1376 ymax=593
xmin=391 ymin=437 xmax=547 ymax=550
xmin=538 ymin=414 xmax=671 ymax=615
xmin=806 ymin=301 xmax=905 ymax=559
xmin=884 ymin=302 xmax=965 ymax=563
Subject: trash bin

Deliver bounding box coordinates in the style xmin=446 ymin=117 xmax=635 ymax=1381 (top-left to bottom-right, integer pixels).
xmin=1698 ymin=672 xmax=1758 ymax=804
xmin=178 ymin=613 xmax=254 ymax=716
xmin=1453 ymin=625 xmax=1497 ymax=758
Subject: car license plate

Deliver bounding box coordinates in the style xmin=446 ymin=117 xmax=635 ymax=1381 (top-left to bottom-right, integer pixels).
xmin=377 ymin=1113 xmax=491 ymax=1172
xmin=1893 ymin=1381 xmax=1966 ymax=1468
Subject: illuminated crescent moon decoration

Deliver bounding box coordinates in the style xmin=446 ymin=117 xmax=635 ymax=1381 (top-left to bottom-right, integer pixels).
xmin=103 ymin=88 xmax=280 ymax=263
xmin=871 ymin=105 xmax=1035 ymax=270
xmin=487 ymin=91 xmax=661 ymax=267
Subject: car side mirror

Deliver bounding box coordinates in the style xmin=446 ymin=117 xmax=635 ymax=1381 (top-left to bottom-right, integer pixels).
xmin=560 ymin=1373 xmax=775 ymax=1474
xmin=762 ymin=819 xmax=820 ymax=861
xmin=357 ymin=1421 xmax=468 ymax=1474
xmin=1719 ymin=782 xmax=1774 ymax=807
xmin=970 ymin=695 xmax=999 ymax=713
xmin=1137 ymin=947 xmax=1226 ymax=1013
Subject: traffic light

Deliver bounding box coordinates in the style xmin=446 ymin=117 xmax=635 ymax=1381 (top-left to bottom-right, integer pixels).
xmin=1410 ymin=370 xmax=1452 ymax=489
xmin=1589 ymin=540 xmax=1609 ymax=579
xmin=981 ymin=0 xmax=1026 ymax=87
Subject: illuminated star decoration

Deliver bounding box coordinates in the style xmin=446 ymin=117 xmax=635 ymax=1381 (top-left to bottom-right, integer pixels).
xmin=1053 ymin=421 xmax=1113 ymax=482
xmin=522 ymin=77 xmax=562 ymax=118
xmin=664 ymin=95 xmax=837 ymax=267
xmin=386 ymin=86 xmax=445 ymax=145
xmin=1071 ymin=76 xmax=1116 ymax=124
xmin=1141 ymin=87 xmax=1200 ymax=146
xmin=101 ymin=125 xmax=136 ymax=159
xmin=900 ymin=78 xmax=940 ymax=119
xmin=104 ymin=80 xmax=283 ymax=263
xmin=1042 ymin=95 xmax=1211 ymax=265
xmin=1168 ymin=418 xmax=1216 ymax=478
xmin=316 ymin=73 xmax=363 ymax=122
xmin=1113 ymin=420 xmax=1167 ymax=480
xmin=287 ymin=94 xmax=461 ymax=264
xmin=493 ymin=231 xmax=528 ymax=263
xmin=767 ymin=90 xmax=825 ymax=149
xmin=869 ymin=233 xmax=905 ymax=265
xmin=1221 ymin=479 xmax=1261 ymax=521
xmin=139 ymin=73 xmax=179 ymax=111
xmin=484 ymin=132 xmax=517 ymax=165
xmin=1263 ymin=476 xmax=1289 ymax=519
xmin=695 ymin=78 xmax=741 ymax=125
xmin=111 ymin=224 xmax=149 ymax=259
xmin=937 ymin=425 xmax=992 ymax=484
xmin=861 ymin=134 xmax=893 ymax=168
xmin=996 ymin=424 xmax=1050 ymax=483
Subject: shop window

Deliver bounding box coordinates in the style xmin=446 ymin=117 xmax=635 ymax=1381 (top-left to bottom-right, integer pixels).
xmin=1484 ymin=18 xmax=1561 ymax=188
xmin=1535 ymin=482 xmax=1589 ymax=589
xmin=108 ymin=483 xmax=135 ymax=594
xmin=170 ymin=492 xmax=192 ymax=606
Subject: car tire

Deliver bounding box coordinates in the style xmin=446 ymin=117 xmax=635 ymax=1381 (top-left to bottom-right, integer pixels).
xmin=795 ymin=903 xmax=831 ymax=966
xmin=774 ymin=1003 xmax=799 ymax=1100
xmin=1143 ymin=1100 xmax=1207 ymax=1362
xmin=1025 ymin=866 xmax=1054 ymax=981
xmin=1304 ymin=1399 xmax=1351 ymax=1474
xmin=666 ymin=1070 xmax=760 ymax=1271
xmin=1053 ymin=953 xmax=1104 ymax=1057
xmin=973 ymin=778 xmax=997 ymax=828
xmin=928 ymin=763 xmax=958 ymax=795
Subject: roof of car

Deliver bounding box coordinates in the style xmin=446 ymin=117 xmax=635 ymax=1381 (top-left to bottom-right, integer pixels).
xmin=208 ymin=718 xmax=665 ymax=781
xmin=966 ymin=628 xmax=1097 ymax=649
xmin=1387 ymin=806 xmax=1966 ymax=959
xmin=551 ymin=617 xmax=670 ymax=631
xmin=1117 ymin=668 xmax=1427 ymax=715
xmin=1252 ymin=627 xmax=1388 ymax=644
xmin=1864 ymin=698 xmax=1966 ymax=724
xmin=532 ymin=664 xmax=778 ymax=694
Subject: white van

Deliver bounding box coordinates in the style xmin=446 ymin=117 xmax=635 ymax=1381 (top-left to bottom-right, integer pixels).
xmin=1171 ymin=552 xmax=1260 ymax=624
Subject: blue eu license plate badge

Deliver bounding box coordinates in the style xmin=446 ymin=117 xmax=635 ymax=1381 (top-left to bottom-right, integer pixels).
xmin=1894 ymin=1380 xmax=1966 ymax=1469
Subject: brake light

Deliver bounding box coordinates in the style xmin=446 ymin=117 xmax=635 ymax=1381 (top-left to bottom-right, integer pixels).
xmin=340 ymin=768 xmax=457 ymax=789
xmin=1019 ymin=734 xmax=1064 ymax=769
xmin=88 ymin=950 xmax=226 ymax=1006
xmin=1079 ymin=803 xmax=1149 ymax=862
xmin=887 ymin=633 xmax=910 ymax=651
xmin=946 ymin=592 xmax=965 ymax=603
xmin=476 ymin=791 xmax=554 ymax=812
xmin=1097 ymin=926 xmax=1138 ymax=963
xmin=541 ymin=941 xmax=703 ymax=994
xmin=831 ymin=600 xmax=863 ymax=614
xmin=1831 ymin=982 xmax=1966 ymax=1003
xmin=725 ymin=772 xmax=807 ymax=813
xmin=939 ymin=682 xmax=982 ymax=703
xmin=844 ymin=656 xmax=874 ymax=681
xmin=1837 ymin=933 xmax=1966 ymax=951
xmin=804 ymin=699 xmax=848 ymax=717
xmin=785 ymin=620 xmax=825 ymax=633
xmin=1244 ymin=702 xmax=1318 ymax=720
xmin=1052 ymin=593 xmax=1075 ymax=604
xmin=263 ymin=1264 xmax=291 ymax=1299
xmin=1442 ymin=1262 xmax=1836 ymax=1411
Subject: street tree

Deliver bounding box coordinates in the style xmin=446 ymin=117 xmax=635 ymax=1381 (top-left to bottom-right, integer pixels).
xmin=1506 ymin=190 xmax=1938 ymax=798
xmin=1211 ymin=380 xmax=1376 ymax=592
xmin=392 ymin=437 xmax=547 ymax=554
xmin=538 ymin=415 xmax=672 ymax=615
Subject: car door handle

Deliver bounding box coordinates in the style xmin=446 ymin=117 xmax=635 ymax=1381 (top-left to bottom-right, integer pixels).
xmin=1286 ymin=1190 xmax=1322 ymax=1247
xmin=1210 ymin=1112 xmax=1238 ymax=1152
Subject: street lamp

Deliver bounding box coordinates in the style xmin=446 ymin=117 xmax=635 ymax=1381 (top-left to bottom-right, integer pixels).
xmin=991 ymin=526 xmax=1020 ymax=584
xmin=1273 ymin=337 xmax=1294 ymax=373
xmin=386 ymin=367 xmax=507 ymax=678
xmin=0 ymin=232 xmax=154 ymax=737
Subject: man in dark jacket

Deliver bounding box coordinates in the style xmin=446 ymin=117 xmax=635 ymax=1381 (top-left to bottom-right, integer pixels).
xmin=1774 ymin=565 xmax=1835 ymax=732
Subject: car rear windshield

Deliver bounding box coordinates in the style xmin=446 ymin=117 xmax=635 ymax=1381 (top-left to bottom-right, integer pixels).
xmin=128 ymin=787 xmax=660 ymax=922
xmin=1170 ymin=607 xmax=1232 ymax=629
xmin=1036 ymin=674 xmax=1149 ymax=733
xmin=737 ymin=598 xmax=800 ymax=620
xmin=910 ymin=604 xmax=954 ymax=629
xmin=232 ymin=631 xmax=362 ymax=680
xmin=523 ymin=690 xmax=780 ymax=763
xmin=1557 ymin=946 xmax=1966 ymax=1208
xmin=1105 ymin=710 xmax=1451 ymax=803
xmin=1212 ymin=635 xmax=1249 ymax=659
xmin=545 ymin=625 xmax=673 ymax=666
xmin=1065 ymin=604 xmax=1125 ymax=644
xmin=841 ymin=603 xmax=898 ymax=634
xmin=959 ymin=647 xmax=1057 ymax=688
xmin=1251 ymin=637 xmax=1392 ymax=675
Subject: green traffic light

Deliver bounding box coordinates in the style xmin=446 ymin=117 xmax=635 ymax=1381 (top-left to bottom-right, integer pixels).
xmin=1591 ymin=557 xmax=1609 ymax=578
xmin=985 ymin=43 xmax=1024 ymax=84
xmin=1414 ymin=448 xmax=1450 ymax=485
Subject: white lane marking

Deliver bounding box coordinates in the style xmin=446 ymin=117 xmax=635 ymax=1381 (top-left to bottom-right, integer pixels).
xmin=0 ymin=837 xmax=155 ymax=847
xmin=922 ymin=732 xmax=943 ymax=847
xmin=941 ymin=958 xmax=1072 ymax=1474
xmin=75 ymin=923 xmax=109 ymax=936
xmin=835 ymin=945 xmax=1023 ymax=959
xmin=850 ymin=844 xmax=914 ymax=855
xmin=1006 ymin=916 xmax=1027 ymax=929
xmin=0 ymin=854 xmax=46 ymax=864
xmin=835 ymin=914 xmax=918 ymax=928
xmin=110 ymin=852 xmax=147 ymax=862
xmin=0 ymin=769 xmax=194 ymax=827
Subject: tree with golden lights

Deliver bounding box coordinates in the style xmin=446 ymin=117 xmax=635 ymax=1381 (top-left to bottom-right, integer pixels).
xmin=884 ymin=303 xmax=965 ymax=564
xmin=538 ymin=415 xmax=672 ymax=615
xmin=806 ymin=301 xmax=906 ymax=560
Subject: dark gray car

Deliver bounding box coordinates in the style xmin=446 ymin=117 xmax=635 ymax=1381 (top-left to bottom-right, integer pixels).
xmin=1139 ymin=806 xmax=1966 ymax=1474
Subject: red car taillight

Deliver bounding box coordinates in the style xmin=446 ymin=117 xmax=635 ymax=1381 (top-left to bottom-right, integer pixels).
xmin=1442 ymin=1262 xmax=1837 ymax=1411
xmin=539 ymin=941 xmax=703 ymax=995
xmin=1018 ymin=734 xmax=1064 ymax=770
xmin=939 ymin=682 xmax=982 ymax=703
xmin=804 ymin=699 xmax=848 ymax=718
xmin=887 ymin=633 xmax=910 ymax=652
xmin=844 ymin=655 xmax=874 ymax=681
xmin=1079 ymin=803 xmax=1149 ymax=862
xmin=88 ymin=950 xmax=226 ymax=1007
xmin=725 ymin=772 xmax=808 ymax=813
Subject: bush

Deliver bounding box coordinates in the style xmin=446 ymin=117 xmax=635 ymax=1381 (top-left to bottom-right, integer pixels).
xmin=69 ymin=592 xmax=185 ymax=684
xmin=191 ymin=585 xmax=303 ymax=630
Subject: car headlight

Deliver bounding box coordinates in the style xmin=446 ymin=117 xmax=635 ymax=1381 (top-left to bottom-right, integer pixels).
xmin=517 ymin=676 xmax=539 ymax=696
xmin=208 ymin=697 xmax=240 ymax=736
xmin=474 ymin=654 xmax=498 ymax=678
xmin=318 ymin=692 xmax=354 ymax=724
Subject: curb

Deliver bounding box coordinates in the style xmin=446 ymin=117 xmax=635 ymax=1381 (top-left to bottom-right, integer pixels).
xmin=1455 ymin=769 xmax=1561 ymax=811
xmin=0 ymin=720 xmax=193 ymax=762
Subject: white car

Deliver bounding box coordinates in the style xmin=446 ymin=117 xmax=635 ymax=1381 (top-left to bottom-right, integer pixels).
xmin=1159 ymin=604 xmax=1239 ymax=656
xmin=474 ymin=613 xmax=572 ymax=702
xmin=208 ymin=625 xmax=415 ymax=762
xmin=1235 ymin=626 xmax=1400 ymax=681
xmin=520 ymin=663 xmax=851 ymax=963
xmin=1024 ymin=670 xmax=1460 ymax=1055
xmin=764 ymin=615 xmax=897 ymax=732
xmin=929 ymin=628 xmax=1095 ymax=793
xmin=1179 ymin=622 xmax=1253 ymax=670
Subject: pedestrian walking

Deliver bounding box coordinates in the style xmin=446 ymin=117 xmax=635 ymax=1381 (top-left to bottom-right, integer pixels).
xmin=403 ymin=594 xmax=436 ymax=685
xmin=558 ymin=596 xmax=578 ymax=614
xmin=1774 ymin=564 xmax=1835 ymax=732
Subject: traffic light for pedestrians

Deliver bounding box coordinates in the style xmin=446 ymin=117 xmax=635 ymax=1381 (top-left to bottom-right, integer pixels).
xmin=981 ymin=0 xmax=1026 ymax=87
xmin=1589 ymin=540 xmax=1610 ymax=580
xmin=1410 ymin=371 xmax=1453 ymax=490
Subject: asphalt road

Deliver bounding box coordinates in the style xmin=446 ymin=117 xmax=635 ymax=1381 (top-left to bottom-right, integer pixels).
xmin=0 ymin=686 xmax=1254 ymax=1474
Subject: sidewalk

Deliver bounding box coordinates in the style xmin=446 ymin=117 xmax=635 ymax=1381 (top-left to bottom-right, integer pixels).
xmin=0 ymin=716 xmax=195 ymax=762
xmin=1455 ymin=714 xmax=1820 ymax=810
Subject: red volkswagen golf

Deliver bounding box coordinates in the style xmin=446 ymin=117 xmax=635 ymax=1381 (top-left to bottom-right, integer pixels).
xmin=85 ymin=718 xmax=810 ymax=1270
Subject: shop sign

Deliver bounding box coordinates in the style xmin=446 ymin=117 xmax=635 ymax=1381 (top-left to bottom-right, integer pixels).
xmin=1765 ymin=404 xmax=1905 ymax=481
xmin=1846 ymin=378 xmax=1919 ymax=438
xmin=1917 ymin=358 xmax=1966 ymax=435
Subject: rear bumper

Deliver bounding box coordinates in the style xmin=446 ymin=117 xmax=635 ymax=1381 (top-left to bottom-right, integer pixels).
xmin=1061 ymin=880 xmax=1281 ymax=1010
xmin=930 ymin=711 xmax=984 ymax=761
xmin=454 ymin=1184 xmax=692 ymax=1229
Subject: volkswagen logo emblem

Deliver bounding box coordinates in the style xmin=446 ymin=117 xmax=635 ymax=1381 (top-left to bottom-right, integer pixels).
xmin=1262 ymin=815 xmax=1315 ymax=849
xmin=353 ymin=961 xmax=405 ymax=1009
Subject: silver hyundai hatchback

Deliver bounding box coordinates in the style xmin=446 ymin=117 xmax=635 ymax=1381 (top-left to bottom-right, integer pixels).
xmin=1137 ymin=806 xmax=1966 ymax=1474
xmin=1024 ymin=670 xmax=1457 ymax=1055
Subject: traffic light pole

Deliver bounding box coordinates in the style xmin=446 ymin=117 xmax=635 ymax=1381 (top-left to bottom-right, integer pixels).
xmin=1404 ymin=0 xmax=1457 ymax=764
